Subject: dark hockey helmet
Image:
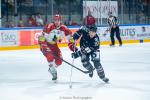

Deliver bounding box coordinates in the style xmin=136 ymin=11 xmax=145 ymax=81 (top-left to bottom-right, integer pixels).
xmin=88 ymin=25 xmax=97 ymax=32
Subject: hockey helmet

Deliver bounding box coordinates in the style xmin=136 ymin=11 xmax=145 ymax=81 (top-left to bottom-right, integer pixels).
xmin=88 ymin=25 xmax=97 ymax=32
xmin=54 ymin=14 xmax=62 ymax=20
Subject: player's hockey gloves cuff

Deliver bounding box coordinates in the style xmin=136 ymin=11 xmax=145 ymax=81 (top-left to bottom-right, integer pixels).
xmin=71 ymin=50 xmax=82 ymax=59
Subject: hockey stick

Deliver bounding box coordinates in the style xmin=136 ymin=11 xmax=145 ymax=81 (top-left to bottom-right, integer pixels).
xmin=61 ymin=57 xmax=91 ymax=73
xmin=69 ymin=42 xmax=76 ymax=88
xmin=52 ymin=52 xmax=91 ymax=74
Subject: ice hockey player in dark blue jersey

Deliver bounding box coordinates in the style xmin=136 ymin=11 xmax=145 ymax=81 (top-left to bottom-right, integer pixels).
xmin=71 ymin=25 xmax=109 ymax=83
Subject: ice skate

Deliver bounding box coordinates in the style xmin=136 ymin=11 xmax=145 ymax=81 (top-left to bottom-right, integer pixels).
xmin=102 ymin=77 xmax=109 ymax=83
xmin=119 ymin=44 xmax=122 ymax=47
xmin=88 ymin=66 xmax=94 ymax=78
xmin=110 ymin=44 xmax=115 ymax=47
xmin=51 ymin=72 xmax=57 ymax=81
xmin=48 ymin=66 xmax=57 ymax=81
xmin=52 ymin=73 xmax=57 ymax=83
xmin=89 ymin=71 xmax=93 ymax=78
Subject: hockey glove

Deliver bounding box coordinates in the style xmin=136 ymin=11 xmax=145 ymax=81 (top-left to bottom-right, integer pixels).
xmin=40 ymin=43 xmax=51 ymax=54
xmin=68 ymin=42 xmax=78 ymax=52
xmin=71 ymin=50 xmax=82 ymax=59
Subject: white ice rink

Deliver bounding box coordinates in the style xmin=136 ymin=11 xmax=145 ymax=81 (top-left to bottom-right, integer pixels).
xmin=0 ymin=43 xmax=150 ymax=100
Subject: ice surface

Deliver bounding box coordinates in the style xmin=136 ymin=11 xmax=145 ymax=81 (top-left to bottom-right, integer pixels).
xmin=0 ymin=43 xmax=150 ymax=100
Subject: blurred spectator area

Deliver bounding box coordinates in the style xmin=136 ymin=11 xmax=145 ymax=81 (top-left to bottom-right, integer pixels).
xmin=1 ymin=0 xmax=150 ymax=27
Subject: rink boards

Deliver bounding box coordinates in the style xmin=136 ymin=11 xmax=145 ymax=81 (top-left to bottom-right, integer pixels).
xmin=0 ymin=24 xmax=150 ymax=50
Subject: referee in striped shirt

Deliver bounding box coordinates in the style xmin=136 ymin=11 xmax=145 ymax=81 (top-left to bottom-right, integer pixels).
xmin=107 ymin=12 xmax=122 ymax=46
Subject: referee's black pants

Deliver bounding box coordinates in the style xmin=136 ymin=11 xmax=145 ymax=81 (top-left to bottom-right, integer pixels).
xmin=110 ymin=26 xmax=122 ymax=45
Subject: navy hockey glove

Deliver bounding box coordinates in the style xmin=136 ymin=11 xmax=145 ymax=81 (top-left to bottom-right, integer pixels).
xmin=71 ymin=50 xmax=82 ymax=59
